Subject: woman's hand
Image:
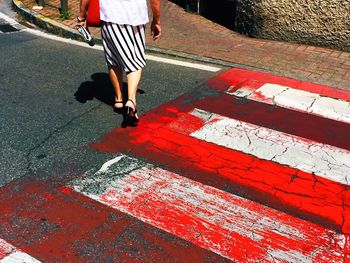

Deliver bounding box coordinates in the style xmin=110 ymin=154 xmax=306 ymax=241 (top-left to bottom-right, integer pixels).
xmin=151 ymin=19 xmax=161 ymax=41
xmin=74 ymin=16 xmax=87 ymax=30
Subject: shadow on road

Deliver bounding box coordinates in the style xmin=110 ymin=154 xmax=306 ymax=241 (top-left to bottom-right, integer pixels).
xmin=74 ymin=72 xmax=144 ymax=128
xmin=74 ymin=72 xmax=117 ymax=106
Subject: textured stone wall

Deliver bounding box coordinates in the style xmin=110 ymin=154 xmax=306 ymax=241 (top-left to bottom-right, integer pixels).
xmin=235 ymin=0 xmax=350 ymax=51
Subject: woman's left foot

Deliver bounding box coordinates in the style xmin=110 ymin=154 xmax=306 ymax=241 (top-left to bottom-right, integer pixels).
xmin=113 ymin=100 xmax=124 ymax=109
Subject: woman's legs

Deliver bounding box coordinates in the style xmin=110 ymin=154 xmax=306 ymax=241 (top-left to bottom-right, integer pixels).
xmin=109 ymin=66 xmax=124 ymax=108
xmin=124 ymin=68 xmax=142 ymax=123
xmin=126 ymin=68 xmax=142 ymax=108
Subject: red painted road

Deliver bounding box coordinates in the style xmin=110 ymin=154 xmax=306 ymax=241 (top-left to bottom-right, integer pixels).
xmin=0 ymin=179 xmax=227 ymax=262
xmin=94 ymin=69 xmax=350 ymax=234
xmin=1 ymin=68 xmax=350 ymax=262
xmin=92 ymin=68 xmax=350 ymax=260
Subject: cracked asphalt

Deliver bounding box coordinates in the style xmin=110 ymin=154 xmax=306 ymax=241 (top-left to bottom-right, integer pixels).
xmin=0 ymin=27 xmax=221 ymax=187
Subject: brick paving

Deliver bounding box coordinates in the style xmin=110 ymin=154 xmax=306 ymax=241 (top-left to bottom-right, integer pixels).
xmin=20 ymin=0 xmax=350 ymax=90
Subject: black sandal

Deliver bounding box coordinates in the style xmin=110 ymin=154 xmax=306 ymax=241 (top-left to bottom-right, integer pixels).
xmin=125 ymin=99 xmax=139 ymax=124
xmin=113 ymin=100 xmax=124 ymax=109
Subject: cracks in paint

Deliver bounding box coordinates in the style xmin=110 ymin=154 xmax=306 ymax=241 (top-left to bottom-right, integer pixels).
xmin=343 ymin=164 xmax=350 ymax=184
xmin=344 ymin=175 xmax=349 ymax=187
xmin=194 ymin=231 xmax=202 ymax=239
xmin=330 ymin=104 xmax=340 ymax=119
xmin=310 ymin=246 xmax=323 ymax=258
xmin=310 ymin=97 xmax=349 ymax=122
xmin=270 ymin=227 xmax=284 ymax=236
xmin=136 ymin=114 xmax=349 ymax=237
xmin=239 ymin=122 xmax=252 ymax=148
xmin=311 ymin=173 xmax=321 ymax=191
xmin=271 ymin=146 xmax=288 ymax=163
xmin=288 ymin=172 xmax=300 ymax=185
xmin=271 ymin=187 xmax=319 ymax=200
xmin=247 ymin=222 xmax=276 ymax=263
xmin=306 ymin=97 xmax=317 ymax=112
xmin=288 ymin=174 xmax=297 ymax=185
xmin=323 ymin=150 xmax=338 ymax=163
xmin=265 ymin=250 xmax=276 ymax=263
xmin=262 ymin=86 xmax=288 ymax=106
xmin=249 ymin=222 xmax=257 ymax=242
xmin=330 ymin=103 xmax=350 ymax=121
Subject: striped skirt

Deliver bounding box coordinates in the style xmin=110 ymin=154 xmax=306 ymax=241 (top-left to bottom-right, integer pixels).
xmin=101 ymin=21 xmax=146 ymax=73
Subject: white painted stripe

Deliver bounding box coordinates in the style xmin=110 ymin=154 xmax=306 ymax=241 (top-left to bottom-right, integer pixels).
xmin=190 ymin=108 xmax=350 ymax=185
xmin=0 ymin=239 xmax=41 ymax=263
xmin=0 ymin=12 xmax=19 ymax=25
xmin=0 ymin=252 xmax=41 ymax=263
xmin=71 ymin=155 xmax=345 ymax=262
xmin=23 ymin=28 xmax=105 ymax=50
xmin=24 ymin=29 xmax=220 ymax=72
xmin=0 ymin=239 xmax=14 ymax=259
xmin=145 ymin=54 xmax=221 ymax=72
xmin=25 ymin=27 xmax=221 ymax=71
xmin=230 ymin=83 xmax=350 ymax=123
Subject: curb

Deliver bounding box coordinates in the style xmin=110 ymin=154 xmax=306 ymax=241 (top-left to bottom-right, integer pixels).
xmin=12 ymin=0 xmax=269 ymax=73
xmin=12 ymin=0 xmax=102 ymax=43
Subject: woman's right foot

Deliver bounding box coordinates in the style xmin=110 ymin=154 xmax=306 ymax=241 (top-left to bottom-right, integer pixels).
xmin=125 ymin=99 xmax=139 ymax=124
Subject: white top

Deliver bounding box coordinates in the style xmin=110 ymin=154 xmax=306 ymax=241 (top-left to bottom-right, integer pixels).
xmin=100 ymin=0 xmax=149 ymax=26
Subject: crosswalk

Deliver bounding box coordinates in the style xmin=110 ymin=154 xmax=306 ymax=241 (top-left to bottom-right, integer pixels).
xmin=0 ymin=239 xmax=40 ymax=262
xmin=1 ymin=68 xmax=349 ymax=261
xmin=228 ymin=83 xmax=350 ymax=123
xmin=69 ymin=155 xmax=345 ymax=262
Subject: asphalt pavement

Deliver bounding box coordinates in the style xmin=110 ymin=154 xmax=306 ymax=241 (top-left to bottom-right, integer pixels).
xmin=0 ymin=20 xmax=221 ymax=187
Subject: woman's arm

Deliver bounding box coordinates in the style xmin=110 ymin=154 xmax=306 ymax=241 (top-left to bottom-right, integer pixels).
xmin=149 ymin=0 xmax=161 ymax=40
xmin=75 ymin=0 xmax=90 ymax=28
xmin=79 ymin=0 xmax=90 ymax=20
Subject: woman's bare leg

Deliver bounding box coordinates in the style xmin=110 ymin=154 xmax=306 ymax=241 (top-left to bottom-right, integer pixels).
xmin=126 ymin=68 xmax=142 ymax=107
xmin=109 ymin=66 xmax=124 ymax=108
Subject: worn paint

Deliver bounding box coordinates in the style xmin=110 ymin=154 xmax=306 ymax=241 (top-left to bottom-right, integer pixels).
xmin=211 ymin=68 xmax=350 ymax=101
xmin=1 ymin=68 xmax=349 ymax=261
xmin=0 ymin=239 xmax=41 ymax=262
xmin=194 ymin=92 xmax=350 ymax=151
xmin=189 ymin=108 xmax=350 ymax=184
xmin=93 ymin=107 xmax=350 ymax=233
xmin=93 ymin=69 xmax=350 ymax=234
xmin=71 ymin=155 xmax=346 ymax=262
xmin=0 ymin=251 xmax=42 ymax=263
xmin=0 ymin=239 xmax=14 ymax=260
xmin=0 ymin=179 xmax=226 ymax=262
xmin=230 ymin=83 xmax=350 ymax=123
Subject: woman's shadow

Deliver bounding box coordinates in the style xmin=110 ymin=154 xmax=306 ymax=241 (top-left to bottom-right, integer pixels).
xmin=74 ymin=72 xmax=144 ymax=127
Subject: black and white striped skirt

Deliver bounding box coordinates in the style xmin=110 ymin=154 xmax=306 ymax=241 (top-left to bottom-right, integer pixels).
xmin=101 ymin=21 xmax=146 ymax=73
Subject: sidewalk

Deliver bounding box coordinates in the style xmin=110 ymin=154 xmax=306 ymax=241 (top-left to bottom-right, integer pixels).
xmin=16 ymin=0 xmax=350 ymax=91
